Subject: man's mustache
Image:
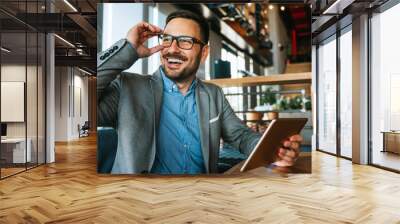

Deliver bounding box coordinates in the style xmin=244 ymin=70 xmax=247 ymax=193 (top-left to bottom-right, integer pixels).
xmin=162 ymin=53 xmax=188 ymax=61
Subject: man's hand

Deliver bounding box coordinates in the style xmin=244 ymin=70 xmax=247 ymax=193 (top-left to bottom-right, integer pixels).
xmin=273 ymin=134 xmax=303 ymax=167
xmin=126 ymin=22 xmax=164 ymax=58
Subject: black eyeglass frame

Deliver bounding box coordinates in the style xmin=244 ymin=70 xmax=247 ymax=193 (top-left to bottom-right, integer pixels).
xmin=158 ymin=34 xmax=206 ymax=50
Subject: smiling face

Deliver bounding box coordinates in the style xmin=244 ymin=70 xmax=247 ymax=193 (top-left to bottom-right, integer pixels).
xmin=160 ymin=18 xmax=209 ymax=82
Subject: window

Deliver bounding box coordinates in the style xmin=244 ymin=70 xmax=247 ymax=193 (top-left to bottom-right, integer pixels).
xmin=339 ymin=28 xmax=352 ymax=158
xmin=370 ymin=3 xmax=400 ymax=171
xmin=317 ymin=36 xmax=337 ymax=154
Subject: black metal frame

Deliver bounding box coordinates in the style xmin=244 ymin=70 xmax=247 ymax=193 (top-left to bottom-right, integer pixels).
xmin=367 ymin=11 xmax=373 ymax=166
xmin=336 ymin=27 xmax=341 ymax=157
xmin=315 ymin=44 xmax=319 ymax=151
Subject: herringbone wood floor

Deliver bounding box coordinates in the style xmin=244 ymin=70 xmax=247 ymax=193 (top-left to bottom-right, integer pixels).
xmin=1 ymin=135 xmax=400 ymax=224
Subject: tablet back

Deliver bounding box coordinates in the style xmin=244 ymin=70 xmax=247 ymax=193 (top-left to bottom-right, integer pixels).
xmin=240 ymin=118 xmax=308 ymax=172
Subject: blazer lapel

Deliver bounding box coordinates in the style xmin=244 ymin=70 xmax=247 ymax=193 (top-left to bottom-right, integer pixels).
xmin=196 ymin=81 xmax=210 ymax=173
xmin=151 ymin=68 xmax=163 ymax=128
xmin=148 ymin=68 xmax=163 ymax=170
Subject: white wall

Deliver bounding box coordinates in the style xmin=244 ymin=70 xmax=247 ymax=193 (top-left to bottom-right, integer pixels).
xmin=1 ymin=63 xmax=46 ymax=164
xmin=54 ymin=67 xmax=89 ymax=141
xmin=55 ymin=66 xmax=68 ymax=141
xmin=1 ymin=65 xmax=38 ymax=137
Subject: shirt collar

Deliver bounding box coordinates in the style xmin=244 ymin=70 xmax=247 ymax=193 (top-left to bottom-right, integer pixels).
xmin=159 ymin=67 xmax=197 ymax=94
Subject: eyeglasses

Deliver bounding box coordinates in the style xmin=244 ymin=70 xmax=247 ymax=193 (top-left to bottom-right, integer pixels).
xmin=158 ymin=34 xmax=205 ymax=50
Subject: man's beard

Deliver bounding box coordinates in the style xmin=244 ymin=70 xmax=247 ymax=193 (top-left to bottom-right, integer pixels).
xmin=161 ymin=53 xmax=201 ymax=83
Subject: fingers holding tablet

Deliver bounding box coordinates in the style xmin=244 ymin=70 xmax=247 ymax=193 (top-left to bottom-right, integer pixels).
xmin=277 ymin=148 xmax=297 ymax=166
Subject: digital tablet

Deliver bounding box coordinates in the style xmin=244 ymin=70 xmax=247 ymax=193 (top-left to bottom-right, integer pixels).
xmin=239 ymin=118 xmax=308 ymax=172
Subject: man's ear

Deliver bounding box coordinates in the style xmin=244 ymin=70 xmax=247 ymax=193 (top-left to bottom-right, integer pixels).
xmin=200 ymin=44 xmax=209 ymax=64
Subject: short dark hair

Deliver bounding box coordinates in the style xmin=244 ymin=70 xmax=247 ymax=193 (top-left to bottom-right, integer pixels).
xmin=166 ymin=10 xmax=209 ymax=44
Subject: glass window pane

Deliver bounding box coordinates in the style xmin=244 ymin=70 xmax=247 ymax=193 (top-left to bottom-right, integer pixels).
xmin=317 ymin=36 xmax=337 ymax=154
xmin=1 ymin=30 xmax=27 ymax=177
xmin=371 ymin=3 xmax=400 ymax=171
xmin=27 ymin=31 xmax=38 ymax=169
xmin=339 ymin=29 xmax=352 ymax=158
xmin=38 ymin=32 xmax=46 ymax=165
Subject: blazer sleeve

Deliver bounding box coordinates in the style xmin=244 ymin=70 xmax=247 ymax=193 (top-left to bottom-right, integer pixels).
xmin=218 ymin=88 xmax=262 ymax=156
xmin=97 ymin=39 xmax=139 ymax=127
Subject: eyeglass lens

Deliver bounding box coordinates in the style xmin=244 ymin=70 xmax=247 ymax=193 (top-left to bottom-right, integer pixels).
xmin=160 ymin=35 xmax=194 ymax=50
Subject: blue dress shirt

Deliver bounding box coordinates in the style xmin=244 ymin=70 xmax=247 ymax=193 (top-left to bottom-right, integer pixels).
xmin=151 ymin=68 xmax=205 ymax=174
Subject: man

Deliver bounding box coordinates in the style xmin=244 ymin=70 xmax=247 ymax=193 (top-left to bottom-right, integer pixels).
xmin=97 ymin=10 xmax=302 ymax=174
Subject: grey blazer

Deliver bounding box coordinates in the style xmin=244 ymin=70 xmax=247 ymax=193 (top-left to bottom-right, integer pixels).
xmin=97 ymin=39 xmax=261 ymax=174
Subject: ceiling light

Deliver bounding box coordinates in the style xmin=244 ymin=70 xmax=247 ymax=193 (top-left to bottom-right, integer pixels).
xmin=322 ymin=0 xmax=353 ymax=15
xmin=54 ymin=34 xmax=75 ymax=48
xmin=1 ymin=47 xmax=11 ymax=53
xmin=264 ymin=24 xmax=268 ymax=29
xmin=260 ymin=29 xmax=266 ymax=36
xmin=280 ymin=6 xmax=285 ymax=11
xmin=78 ymin=67 xmax=92 ymax=76
xmin=63 ymin=0 xmax=78 ymax=12
xmin=268 ymin=5 xmax=274 ymax=10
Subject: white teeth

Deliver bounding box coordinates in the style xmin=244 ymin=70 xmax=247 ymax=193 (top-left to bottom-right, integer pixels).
xmin=167 ymin=58 xmax=183 ymax=64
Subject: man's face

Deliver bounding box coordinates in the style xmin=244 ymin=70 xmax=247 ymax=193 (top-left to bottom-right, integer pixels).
xmin=160 ymin=18 xmax=208 ymax=82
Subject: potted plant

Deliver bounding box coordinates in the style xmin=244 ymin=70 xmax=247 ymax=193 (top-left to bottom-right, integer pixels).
xmin=261 ymin=88 xmax=279 ymax=120
xmin=289 ymin=95 xmax=303 ymax=110
xmin=260 ymin=87 xmax=277 ymax=106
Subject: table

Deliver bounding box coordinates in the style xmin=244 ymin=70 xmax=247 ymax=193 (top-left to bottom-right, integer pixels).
xmin=381 ymin=131 xmax=400 ymax=154
xmin=1 ymin=138 xmax=32 ymax=164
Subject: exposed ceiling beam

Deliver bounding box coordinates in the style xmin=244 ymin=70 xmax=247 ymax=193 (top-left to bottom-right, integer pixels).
xmin=66 ymin=13 xmax=97 ymax=46
xmin=55 ymin=55 xmax=95 ymax=71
